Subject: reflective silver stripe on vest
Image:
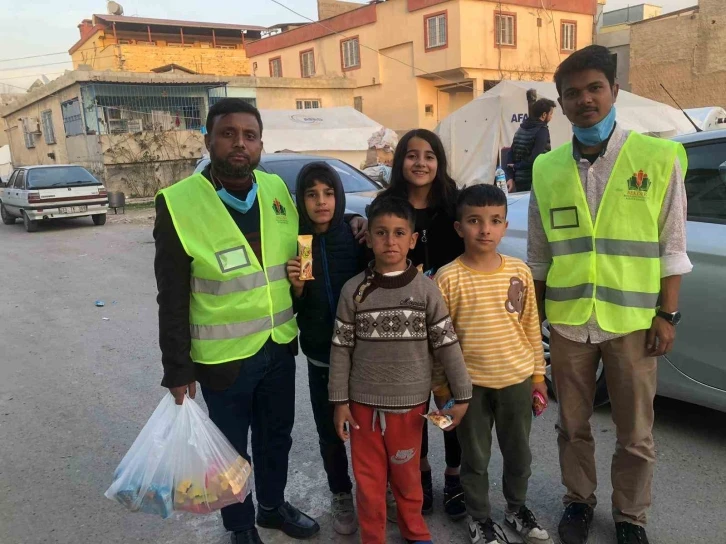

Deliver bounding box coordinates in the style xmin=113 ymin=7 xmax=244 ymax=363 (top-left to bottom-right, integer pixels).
xmin=546 ymin=283 xmax=594 ymax=302
xmin=546 ymin=284 xmax=657 ymax=309
xmin=596 ymin=287 xmax=659 ymax=309
xmin=191 ymin=264 xmax=289 ymax=295
xmin=191 ymin=306 xmax=295 ymax=341
xmin=595 ymin=239 xmax=660 ymax=258
xmin=549 ymin=237 xmax=593 ymax=257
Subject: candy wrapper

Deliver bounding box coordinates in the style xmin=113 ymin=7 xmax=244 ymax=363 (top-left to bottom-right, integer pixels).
xmin=532 ymin=390 xmax=548 ymax=417
xmin=105 ymin=393 xmax=252 ymax=518
xmin=298 ymin=235 xmax=314 ymax=281
xmin=422 ymin=398 xmax=454 ymax=429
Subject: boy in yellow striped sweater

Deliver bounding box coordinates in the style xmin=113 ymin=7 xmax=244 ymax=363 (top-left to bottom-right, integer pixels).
xmin=434 ymin=184 xmax=552 ymax=544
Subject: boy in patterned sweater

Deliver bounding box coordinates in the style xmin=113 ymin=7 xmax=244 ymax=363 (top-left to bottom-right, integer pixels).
xmin=329 ymin=196 xmax=472 ymax=544
xmin=435 ymin=184 xmax=552 ymax=544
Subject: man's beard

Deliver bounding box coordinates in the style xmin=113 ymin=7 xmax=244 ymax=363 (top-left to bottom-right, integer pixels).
xmin=210 ymin=152 xmax=258 ymax=180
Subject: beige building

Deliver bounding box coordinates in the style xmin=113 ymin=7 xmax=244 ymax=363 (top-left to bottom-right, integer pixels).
xmin=630 ymin=0 xmax=726 ymax=108
xmin=247 ymin=0 xmax=598 ymax=133
xmin=70 ymin=14 xmax=265 ymax=77
xmin=0 ymin=71 xmax=354 ymax=195
xmin=595 ymin=3 xmax=662 ymax=91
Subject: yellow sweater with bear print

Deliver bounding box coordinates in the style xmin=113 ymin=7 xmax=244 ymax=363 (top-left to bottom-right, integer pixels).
xmin=435 ymin=255 xmax=546 ymax=390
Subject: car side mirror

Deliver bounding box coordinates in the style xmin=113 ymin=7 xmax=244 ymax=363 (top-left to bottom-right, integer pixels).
xmin=0 ymin=181 xmax=6 ymax=188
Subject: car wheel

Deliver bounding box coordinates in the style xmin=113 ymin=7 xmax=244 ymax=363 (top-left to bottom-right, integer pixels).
xmin=22 ymin=212 xmax=38 ymax=233
xmin=92 ymin=213 xmax=107 ymax=226
xmin=1 ymin=204 xmax=15 ymax=225
xmin=542 ymin=320 xmax=610 ymax=407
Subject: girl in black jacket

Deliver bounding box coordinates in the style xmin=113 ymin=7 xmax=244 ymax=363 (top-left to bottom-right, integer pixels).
xmin=378 ymin=129 xmax=466 ymax=520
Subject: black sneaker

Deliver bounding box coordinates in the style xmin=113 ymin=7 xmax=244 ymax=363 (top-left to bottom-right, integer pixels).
xmin=616 ymin=522 xmax=650 ymax=544
xmin=467 ymin=516 xmax=508 ymax=544
xmin=256 ymin=502 xmax=320 ymax=539
xmin=443 ymin=474 xmax=466 ymax=521
xmin=421 ymin=470 xmax=433 ymax=515
xmin=231 ymin=528 xmax=264 ymax=544
xmin=558 ymin=503 xmax=594 ymax=544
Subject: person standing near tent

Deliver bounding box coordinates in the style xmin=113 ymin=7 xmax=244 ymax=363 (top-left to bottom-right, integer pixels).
xmin=506 ymin=98 xmax=556 ymax=192
xmin=527 ymin=45 xmax=691 ymax=544
xmin=378 ymin=129 xmax=467 ymax=521
xmin=153 ymin=99 xmax=367 ymax=544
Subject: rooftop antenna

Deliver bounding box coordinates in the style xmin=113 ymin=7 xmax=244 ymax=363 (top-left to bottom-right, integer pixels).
xmin=660 ymin=83 xmax=702 ymax=133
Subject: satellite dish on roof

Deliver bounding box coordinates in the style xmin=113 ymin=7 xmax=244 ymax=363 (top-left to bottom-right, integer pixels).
xmin=107 ymin=1 xmax=124 ymax=15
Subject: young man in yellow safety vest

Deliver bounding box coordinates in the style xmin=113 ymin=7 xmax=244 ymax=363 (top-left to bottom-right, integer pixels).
xmin=154 ymin=99 xmax=365 ymax=544
xmin=527 ymin=46 xmax=692 ymax=544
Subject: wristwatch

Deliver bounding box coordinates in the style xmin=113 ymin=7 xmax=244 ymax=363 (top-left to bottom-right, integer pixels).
xmin=656 ymin=310 xmax=682 ymax=326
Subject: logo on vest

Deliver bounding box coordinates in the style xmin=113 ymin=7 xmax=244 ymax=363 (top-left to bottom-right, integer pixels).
xmin=625 ymin=170 xmax=651 ymax=200
xmin=272 ymin=198 xmax=288 ymax=223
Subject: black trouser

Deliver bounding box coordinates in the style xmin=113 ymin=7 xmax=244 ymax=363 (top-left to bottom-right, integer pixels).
xmin=421 ymin=393 xmax=462 ymax=468
xmin=307 ymin=360 xmax=353 ymax=495
xmin=202 ymin=340 xmax=296 ymax=532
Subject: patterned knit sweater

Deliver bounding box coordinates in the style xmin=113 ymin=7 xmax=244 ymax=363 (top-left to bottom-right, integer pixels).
xmin=329 ymin=263 xmax=473 ymax=409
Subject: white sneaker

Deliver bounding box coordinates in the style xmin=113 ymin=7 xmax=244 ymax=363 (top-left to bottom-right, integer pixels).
xmin=504 ymin=505 xmax=553 ymax=544
xmin=331 ymin=492 xmax=358 ymax=535
xmin=468 ymin=516 xmax=504 ymax=544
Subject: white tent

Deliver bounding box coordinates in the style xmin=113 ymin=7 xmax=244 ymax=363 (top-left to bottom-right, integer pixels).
xmin=435 ymin=80 xmax=697 ymax=187
xmin=259 ymin=106 xmax=383 ymax=168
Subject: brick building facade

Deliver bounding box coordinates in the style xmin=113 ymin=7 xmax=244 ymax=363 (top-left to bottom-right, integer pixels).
xmin=630 ymin=0 xmax=726 ymax=108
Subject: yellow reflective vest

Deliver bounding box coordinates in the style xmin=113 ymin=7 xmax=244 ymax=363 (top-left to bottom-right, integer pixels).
xmin=532 ymin=132 xmax=687 ymax=333
xmin=157 ymin=171 xmax=298 ymax=364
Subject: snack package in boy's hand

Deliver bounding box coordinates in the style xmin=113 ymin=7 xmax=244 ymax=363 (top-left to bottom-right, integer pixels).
xmin=105 ymin=393 xmax=252 ymax=518
xmin=532 ymin=390 xmax=548 ymax=417
xmin=298 ymin=235 xmax=315 ymax=281
xmin=423 ymin=412 xmax=454 ymax=430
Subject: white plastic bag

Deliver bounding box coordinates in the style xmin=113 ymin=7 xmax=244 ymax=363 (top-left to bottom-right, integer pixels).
xmin=105 ymin=393 xmax=252 ymax=518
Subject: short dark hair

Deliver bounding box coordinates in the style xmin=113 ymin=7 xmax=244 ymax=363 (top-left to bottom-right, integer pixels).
xmin=206 ymin=98 xmax=263 ymax=136
xmin=298 ymin=165 xmax=336 ymax=193
xmin=553 ymin=45 xmax=616 ymax=96
xmin=367 ymin=196 xmax=416 ymax=230
xmin=456 ymin=184 xmax=507 ymax=220
xmin=531 ymin=98 xmax=557 ymax=119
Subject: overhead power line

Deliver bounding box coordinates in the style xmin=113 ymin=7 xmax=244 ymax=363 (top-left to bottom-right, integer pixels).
xmin=0 ymin=51 xmax=69 ymax=64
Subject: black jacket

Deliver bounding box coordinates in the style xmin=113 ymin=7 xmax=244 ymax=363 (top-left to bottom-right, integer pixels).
xmin=409 ymin=199 xmax=464 ymax=277
xmin=511 ymin=118 xmax=551 ymax=191
xmin=294 ymin=162 xmax=368 ymax=364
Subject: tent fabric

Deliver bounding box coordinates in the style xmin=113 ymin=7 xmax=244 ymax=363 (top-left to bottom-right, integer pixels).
xmin=259 ymin=107 xmax=382 ymax=153
xmin=435 ymin=80 xmax=697 ymax=187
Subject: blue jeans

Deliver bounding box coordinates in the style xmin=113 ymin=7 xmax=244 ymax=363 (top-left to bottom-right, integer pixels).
xmin=202 ymin=339 xmax=296 ymax=532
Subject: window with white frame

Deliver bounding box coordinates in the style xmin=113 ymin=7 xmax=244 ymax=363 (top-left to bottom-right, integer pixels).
xmin=426 ymin=13 xmax=447 ymax=49
xmin=296 ymin=99 xmax=321 ymax=110
xmin=41 ymin=110 xmax=56 ymax=145
xmin=300 ymin=50 xmax=315 ymax=78
xmin=270 ymin=57 xmax=283 ymax=77
xmin=341 ymin=38 xmax=360 ymax=69
xmin=561 ymin=22 xmax=576 ymax=51
xmin=495 ymin=13 xmax=516 ymax=46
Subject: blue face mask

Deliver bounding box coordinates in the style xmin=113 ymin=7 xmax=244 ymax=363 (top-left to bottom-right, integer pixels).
xmin=572 ymin=106 xmax=617 ymax=147
xmin=217 ymin=183 xmax=258 ymax=214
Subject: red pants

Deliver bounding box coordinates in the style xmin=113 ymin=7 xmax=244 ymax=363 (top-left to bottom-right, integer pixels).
xmin=350 ymin=402 xmax=431 ymax=544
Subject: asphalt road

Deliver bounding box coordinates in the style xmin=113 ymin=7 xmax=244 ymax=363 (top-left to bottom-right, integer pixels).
xmin=1 ymin=212 xmax=725 ymax=544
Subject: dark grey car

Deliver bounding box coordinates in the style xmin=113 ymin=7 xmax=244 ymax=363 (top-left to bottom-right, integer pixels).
xmin=194 ymin=154 xmax=381 ymax=217
xmin=498 ymin=129 xmax=726 ymax=412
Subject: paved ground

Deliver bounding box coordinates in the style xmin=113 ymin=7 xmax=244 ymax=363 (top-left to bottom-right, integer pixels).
xmin=1 ymin=211 xmax=725 ymax=544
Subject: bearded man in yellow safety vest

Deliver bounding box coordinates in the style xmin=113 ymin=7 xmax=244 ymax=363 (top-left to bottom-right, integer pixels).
xmin=154 ymin=99 xmax=364 ymax=544
xmin=527 ymin=46 xmax=692 ymax=544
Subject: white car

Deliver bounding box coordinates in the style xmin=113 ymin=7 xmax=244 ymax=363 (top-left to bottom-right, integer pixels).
xmin=0 ymin=165 xmax=109 ymax=232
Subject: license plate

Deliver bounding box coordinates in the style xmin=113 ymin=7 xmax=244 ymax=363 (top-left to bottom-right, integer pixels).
xmin=59 ymin=206 xmax=87 ymax=214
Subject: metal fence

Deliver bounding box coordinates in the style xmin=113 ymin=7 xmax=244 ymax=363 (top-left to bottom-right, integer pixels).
xmin=79 ymin=83 xmax=227 ymax=135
